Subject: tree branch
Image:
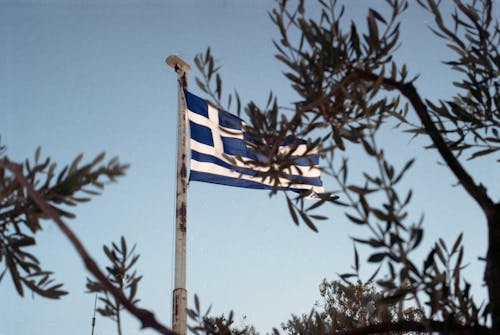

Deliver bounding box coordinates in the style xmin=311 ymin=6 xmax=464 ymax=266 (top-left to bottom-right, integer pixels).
xmin=0 ymin=157 xmax=175 ymax=335
xmin=390 ymin=80 xmax=495 ymax=215
xmin=267 ymin=72 xmax=361 ymax=162
xmin=331 ymin=320 xmax=490 ymax=335
xmin=322 ymin=69 xmax=495 ymax=217
xmin=0 ymin=206 xmax=28 ymax=223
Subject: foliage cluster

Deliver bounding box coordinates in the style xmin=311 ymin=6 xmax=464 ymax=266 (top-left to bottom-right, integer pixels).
xmin=87 ymin=236 xmax=142 ymax=335
xmin=0 ymin=147 xmax=127 ymax=299
xmin=191 ymin=0 xmax=499 ymax=333
xmin=2 ymin=0 xmax=498 ymax=334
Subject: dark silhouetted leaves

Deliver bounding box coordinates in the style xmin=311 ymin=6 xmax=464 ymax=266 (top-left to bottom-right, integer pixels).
xmin=1 ymin=150 xmax=127 ymax=300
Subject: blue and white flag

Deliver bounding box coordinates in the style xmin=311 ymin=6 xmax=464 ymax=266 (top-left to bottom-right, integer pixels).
xmin=184 ymin=90 xmax=327 ymax=197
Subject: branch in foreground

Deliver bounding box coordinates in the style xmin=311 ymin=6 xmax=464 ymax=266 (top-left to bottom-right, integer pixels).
xmin=332 ymin=320 xmax=490 ymax=335
xmin=355 ymin=70 xmax=495 ymax=215
xmin=1 ymin=157 xmax=175 ymax=335
xmin=300 ymin=69 xmax=495 ymax=215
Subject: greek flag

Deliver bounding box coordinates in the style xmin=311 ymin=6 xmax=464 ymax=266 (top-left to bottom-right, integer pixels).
xmin=185 ymin=90 xmax=327 ymax=197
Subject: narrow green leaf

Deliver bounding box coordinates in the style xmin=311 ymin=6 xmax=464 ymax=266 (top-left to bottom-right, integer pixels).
xmin=35 ymin=147 xmax=41 ymax=163
xmin=339 ymin=273 xmax=356 ymax=284
xmin=287 ymin=197 xmax=299 ymax=226
xmin=361 ymin=138 xmax=376 ymax=156
xmin=438 ymin=238 xmax=448 ymax=253
xmin=368 ymin=252 xmax=387 ymax=263
xmin=345 ymin=213 xmax=365 ymax=225
xmin=467 ymin=147 xmax=499 ymax=160
xmin=435 ymin=244 xmax=447 ymax=265
xmin=309 ymin=214 xmax=328 ymax=221
xmin=369 ymin=8 xmax=387 ymax=24
xmin=194 ymin=294 xmax=200 ymax=313
xmin=372 ymin=208 xmax=389 ymax=221
xmin=69 ymin=153 xmax=83 ymax=173
xmin=451 ymin=233 xmax=463 ymax=255
xmin=354 ymin=247 xmax=359 ymax=272
xmin=367 ymin=265 xmax=382 ymax=283
xmin=306 ymin=198 xmax=327 ymax=211
xmin=7 ymin=257 xmax=24 ymax=296
xmin=410 ymin=228 xmax=423 ymax=250
xmin=424 ymin=250 xmax=435 ymax=271
xmin=215 ymin=74 xmax=222 ymax=100
xmin=393 ymin=158 xmax=415 ymax=184
xmin=299 ymin=210 xmax=318 ymax=232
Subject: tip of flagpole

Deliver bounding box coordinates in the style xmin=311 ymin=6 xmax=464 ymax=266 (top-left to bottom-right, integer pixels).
xmin=166 ymin=55 xmax=191 ymax=75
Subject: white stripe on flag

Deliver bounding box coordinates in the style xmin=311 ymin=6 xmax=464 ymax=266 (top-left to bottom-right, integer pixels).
xmin=190 ymin=139 xmax=321 ymax=178
xmin=190 ymin=160 xmax=326 ymax=194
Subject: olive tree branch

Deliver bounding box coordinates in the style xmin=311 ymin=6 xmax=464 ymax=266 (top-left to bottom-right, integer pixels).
xmin=300 ymin=69 xmax=495 ymax=215
xmin=0 ymin=157 xmax=175 ymax=335
xmin=355 ymin=70 xmax=495 ymax=214
xmin=331 ymin=319 xmax=490 ymax=335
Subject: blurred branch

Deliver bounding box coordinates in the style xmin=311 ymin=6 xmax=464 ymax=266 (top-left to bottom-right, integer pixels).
xmin=331 ymin=320 xmax=490 ymax=335
xmin=0 ymin=157 xmax=175 ymax=335
xmin=378 ymin=72 xmax=494 ymax=212
xmin=307 ymin=68 xmax=495 ymax=215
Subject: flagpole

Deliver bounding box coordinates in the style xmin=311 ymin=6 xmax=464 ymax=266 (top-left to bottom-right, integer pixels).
xmin=166 ymin=55 xmax=191 ymax=335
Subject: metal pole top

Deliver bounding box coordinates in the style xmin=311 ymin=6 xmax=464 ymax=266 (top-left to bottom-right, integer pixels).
xmin=166 ymin=55 xmax=191 ymax=75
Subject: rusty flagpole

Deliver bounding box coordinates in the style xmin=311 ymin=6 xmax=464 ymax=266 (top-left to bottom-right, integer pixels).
xmin=166 ymin=55 xmax=191 ymax=335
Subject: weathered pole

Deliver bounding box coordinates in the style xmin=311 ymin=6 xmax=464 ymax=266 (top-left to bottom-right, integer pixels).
xmin=166 ymin=55 xmax=191 ymax=335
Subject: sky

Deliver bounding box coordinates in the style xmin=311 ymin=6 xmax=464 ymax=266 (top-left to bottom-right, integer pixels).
xmin=1 ymin=1 xmax=499 ymax=335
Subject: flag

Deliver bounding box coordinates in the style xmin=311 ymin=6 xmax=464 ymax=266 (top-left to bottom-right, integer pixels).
xmin=184 ymin=90 xmax=329 ymax=197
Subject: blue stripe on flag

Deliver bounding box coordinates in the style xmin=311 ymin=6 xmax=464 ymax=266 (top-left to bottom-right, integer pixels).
xmin=191 ymin=150 xmax=259 ymax=177
xmin=185 ymin=90 xmax=208 ymax=118
xmin=218 ymin=110 xmax=242 ymax=130
xmin=190 ymin=150 xmax=323 ymax=186
xmin=221 ymin=137 xmax=247 ymax=156
xmin=190 ymin=171 xmax=268 ymax=189
xmin=292 ymin=155 xmax=320 ymax=166
xmin=190 ymin=171 xmax=320 ymax=192
xmin=189 ymin=122 xmax=214 ymax=147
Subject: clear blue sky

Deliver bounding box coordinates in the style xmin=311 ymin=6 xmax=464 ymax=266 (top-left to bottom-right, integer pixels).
xmin=1 ymin=1 xmax=498 ymax=335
